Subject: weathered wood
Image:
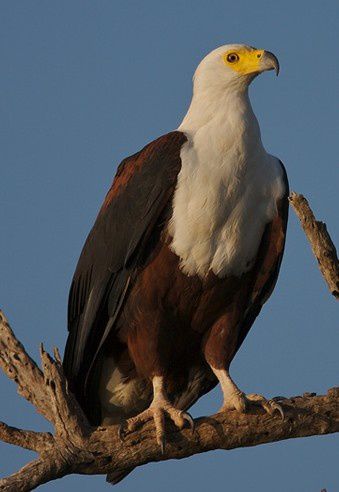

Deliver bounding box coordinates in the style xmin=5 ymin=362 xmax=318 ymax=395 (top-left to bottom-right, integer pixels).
xmin=0 ymin=423 xmax=53 ymax=453
xmin=0 ymin=311 xmax=53 ymax=423
xmin=289 ymin=192 xmax=339 ymax=298
xmin=0 ymin=311 xmax=338 ymax=491
xmin=39 ymin=344 xmax=89 ymax=441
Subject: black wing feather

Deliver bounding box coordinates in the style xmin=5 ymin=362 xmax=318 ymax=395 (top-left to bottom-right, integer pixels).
xmin=63 ymin=131 xmax=186 ymax=401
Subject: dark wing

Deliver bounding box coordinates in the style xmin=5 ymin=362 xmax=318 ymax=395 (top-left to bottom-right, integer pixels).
xmin=63 ymin=131 xmax=187 ymax=403
xmin=236 ymin=160 xmax=289 ymax=351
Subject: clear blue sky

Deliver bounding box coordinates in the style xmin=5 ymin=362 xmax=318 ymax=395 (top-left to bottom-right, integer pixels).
xmin=0 ymin=1 xmax=338 ymax=491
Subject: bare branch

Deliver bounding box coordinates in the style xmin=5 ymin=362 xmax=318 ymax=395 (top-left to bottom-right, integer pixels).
xmin=289 ymin=192 xmax=339 ymax=298
xmin=0 ymin=309 xmax=338 ymax=489
xmin=85 ymin=389 xmax=339 ymax=474
xmin=0 ymin=422 xmax=53 ymax=453
xmin=39 ymin=344 xmax=89 ymax=441
xmin=0 ymin=385 xmax=338 ymax=490
xmin=0 ymin=454 xmax=70 ymax=492
xmin=0 ymin=311 xmax=53 ymax=422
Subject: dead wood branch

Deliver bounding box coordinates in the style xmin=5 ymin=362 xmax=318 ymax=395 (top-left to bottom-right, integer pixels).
xmin=0 ymin=422 xmax=53 ymax=453
xmin=0 ymin=310 xmax=338 ymax=491
xmin=289 ymin=192 xmax=339 ymax=298
xmin=0 ymin=192 xmax=338 ymax=490
xmin=0 ymin=313 xmax=53 ymax=423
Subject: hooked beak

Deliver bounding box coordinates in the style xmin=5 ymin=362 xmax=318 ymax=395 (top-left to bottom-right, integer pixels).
xmin=260 ymin=50 xmax=280 ymax=76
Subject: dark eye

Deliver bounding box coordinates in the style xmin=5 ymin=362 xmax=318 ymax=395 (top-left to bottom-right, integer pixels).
xmin=227 ymin=53 xmax=239 ymax=63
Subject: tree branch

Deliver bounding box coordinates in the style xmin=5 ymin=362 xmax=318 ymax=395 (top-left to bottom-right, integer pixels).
xmin=0 ymin=192 xmax=338 ymax=490
xmin=39 ymin=344 xmax=89 ymax=441
xmin=289 ymin=192 xmax=339 ymax=298
xmin=0 ymin=311 xmax=338 ymax=491
xmin=0 ymin=312 xmax=53 ymax=423
xmin=0 ymin=422 xmax=53 ymax=453
xmin=0 ymin=454 xmax=71 ymax=492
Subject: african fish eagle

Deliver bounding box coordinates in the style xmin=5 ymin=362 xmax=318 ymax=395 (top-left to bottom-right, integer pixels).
xmin=63 ymin=44 xmax=289 ymax=479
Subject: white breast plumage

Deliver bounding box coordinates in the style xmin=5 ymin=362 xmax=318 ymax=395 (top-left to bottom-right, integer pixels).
xmin=168 ymin=133 xmax=285 ymax=279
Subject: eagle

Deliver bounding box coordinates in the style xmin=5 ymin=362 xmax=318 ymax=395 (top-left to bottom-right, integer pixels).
xmin=63 ymin=44 xmax=289 ymax=480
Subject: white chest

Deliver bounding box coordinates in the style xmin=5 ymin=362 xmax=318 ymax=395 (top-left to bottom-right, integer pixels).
xmin=168 ymin=135 xmax=285 ymax=278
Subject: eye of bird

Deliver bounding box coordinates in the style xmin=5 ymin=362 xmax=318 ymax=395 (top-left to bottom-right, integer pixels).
xmin=227 ymin=53 xmax=239 ymax=63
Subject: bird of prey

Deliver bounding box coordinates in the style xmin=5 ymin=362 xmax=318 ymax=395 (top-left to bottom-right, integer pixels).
xmin=63 ymin=44 xmax=289 ymax=478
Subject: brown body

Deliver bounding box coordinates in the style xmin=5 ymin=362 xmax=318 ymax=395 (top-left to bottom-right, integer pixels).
xmin=99 ymin=197 xmax=286 ymax=422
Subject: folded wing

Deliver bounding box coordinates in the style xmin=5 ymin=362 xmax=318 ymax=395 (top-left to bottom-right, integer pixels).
xmin=63 ymin=131 xmax=187 ymax=407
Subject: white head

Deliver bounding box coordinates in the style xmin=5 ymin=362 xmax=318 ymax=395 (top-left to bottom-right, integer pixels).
xmin=193 ymin=44 xmax=279 ymax=94
xmin=179 ymin=44 xmax=279 ymax=134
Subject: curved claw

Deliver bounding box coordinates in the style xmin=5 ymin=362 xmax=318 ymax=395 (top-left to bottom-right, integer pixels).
xmin=181 ymin=411 xmax=195 ymax=433
xmin=269 ymin=400 xmax=284 ymax=420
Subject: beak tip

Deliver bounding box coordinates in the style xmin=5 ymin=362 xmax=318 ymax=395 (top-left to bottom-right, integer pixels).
xmin=262 ymin=50 xmax=280 ymax=77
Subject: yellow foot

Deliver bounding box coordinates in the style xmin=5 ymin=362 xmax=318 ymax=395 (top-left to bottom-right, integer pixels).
xmin=220 ymin=391 xmax=285 ymax=419
xmin=119 ymin=400 xmax=194 ymax=453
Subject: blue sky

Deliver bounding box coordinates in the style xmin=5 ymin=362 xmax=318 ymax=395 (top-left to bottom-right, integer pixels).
xmin=0 ymin=1 xmax=338 ymax=491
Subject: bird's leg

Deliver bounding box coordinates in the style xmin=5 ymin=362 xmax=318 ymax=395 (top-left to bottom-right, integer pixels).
xmin=204 ymin=313 xmax=284 ymax=419
xmin=119 ymin=375 xmax=194 ymax=452
xmin=211 ymin=368 xmax=284 ymax=418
